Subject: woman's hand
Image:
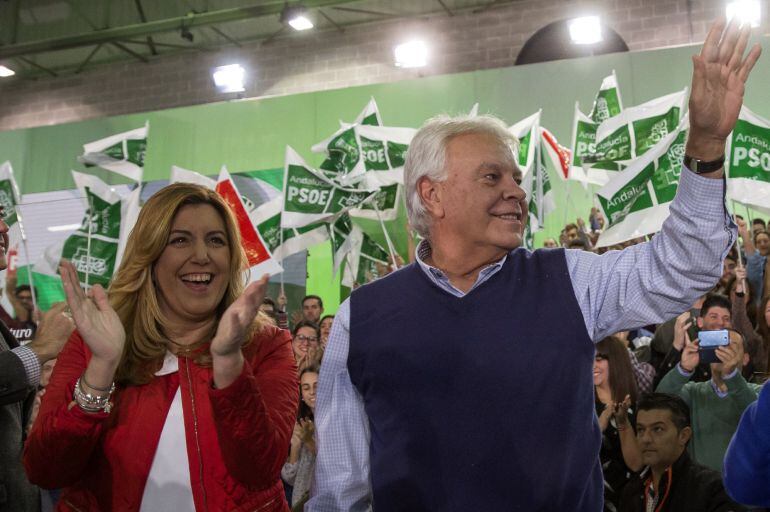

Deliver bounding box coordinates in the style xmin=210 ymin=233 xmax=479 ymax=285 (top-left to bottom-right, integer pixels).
xmin=210 ymin=275 xmax=269 ymax=358
xmin=299 ymin=418 xmax=316 ymax=453
xmin=60 ymin=260 xmax=125 ymax=366
xmin=598 ymin=404 xmax=613 ymax=432
xmin=211 ymin=275 xmax=269 ymax=389
xmin=613 ymin=395 xmax=632 ymax=430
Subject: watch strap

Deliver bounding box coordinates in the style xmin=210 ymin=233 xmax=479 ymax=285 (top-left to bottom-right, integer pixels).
xmin=683 ymin=154 xmax=725 ymax=174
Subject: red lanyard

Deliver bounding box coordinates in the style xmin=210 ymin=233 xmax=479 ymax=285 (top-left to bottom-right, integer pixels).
xmin=644 ymin=467 xmax=673 ymax=512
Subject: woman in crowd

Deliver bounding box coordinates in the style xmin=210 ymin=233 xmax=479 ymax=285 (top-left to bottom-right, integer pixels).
xmin=292 ymin=320 xmax=322 ymax=373
xmin=319 ymin=314 xmax=335 ymax=349
xmin=594 ymin=336 xmax=643 ymax=511
xmin=282 ymin=365 xmax=319 ymax=511
xmin=739 ymin=218 xmax=769 ymax=306
xmin=24 ymin=183 xmax=298 ymax=511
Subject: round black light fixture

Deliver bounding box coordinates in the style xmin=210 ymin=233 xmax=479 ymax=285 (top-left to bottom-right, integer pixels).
xmin=515 ymin=18 xmax=629 ymax=66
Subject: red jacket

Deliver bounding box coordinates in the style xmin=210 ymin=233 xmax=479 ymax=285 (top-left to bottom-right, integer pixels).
xmin=24 ymin=325 xmax=298 ymax=512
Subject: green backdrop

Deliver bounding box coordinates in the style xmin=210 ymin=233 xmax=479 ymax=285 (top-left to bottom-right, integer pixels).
xmin=3 ymin=36 xmax=769 ymax=314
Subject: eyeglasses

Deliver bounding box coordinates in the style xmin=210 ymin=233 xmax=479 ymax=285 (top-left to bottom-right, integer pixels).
xmin=594 ymin=354 xmax=609 ymax=362
xmin=294 ymin=334 xmax=319 ymax=344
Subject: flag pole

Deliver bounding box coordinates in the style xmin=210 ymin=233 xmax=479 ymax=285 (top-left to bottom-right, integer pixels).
xmin=278 ymin=223 xmax=285 ymax=297
xmin=731 ymin=200 xmax=746 ymax=292
xmin=84 ymin=196 xmax=94 ymax=289
xmin=14 ymin=206 xmax=38 ymax=317
xmin=373 ymin=202 xmax=399 ymax=271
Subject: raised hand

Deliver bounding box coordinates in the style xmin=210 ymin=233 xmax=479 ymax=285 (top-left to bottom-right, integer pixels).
xmin=210 ymin=274 xmax=270 ymax=358
xmin=681 ymin=336 xmax=701 ymax=373
xmin=716 ymin=332 xmax=744 ymax=375
xmin=688 ymin=18 xmax=762 ymax=161
xmin=59 ymin=260 xmax=124 ymax=365
xmin=673 ymin=311 xmax=693 ymax=352
xmin=612 ymin=394 xmax=633 ymax=430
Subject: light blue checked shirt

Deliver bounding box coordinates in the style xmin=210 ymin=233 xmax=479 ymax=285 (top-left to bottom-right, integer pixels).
xmin=307 ymin=168 xmax=736 ymax=512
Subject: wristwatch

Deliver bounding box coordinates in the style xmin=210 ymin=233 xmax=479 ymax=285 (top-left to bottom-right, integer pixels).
xmin=683 ymin=154 xmax=725 ymax=174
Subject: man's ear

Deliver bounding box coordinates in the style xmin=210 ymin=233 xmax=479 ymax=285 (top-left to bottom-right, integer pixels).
xmin=678 ymin=426 xmax=692 ymax=447
xmin=417 ymin=176 xmax=445 ymax=220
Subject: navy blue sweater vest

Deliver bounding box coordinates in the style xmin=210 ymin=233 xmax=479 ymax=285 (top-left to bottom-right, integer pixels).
xmin=349 ymin=248 xmax=602 ymax=511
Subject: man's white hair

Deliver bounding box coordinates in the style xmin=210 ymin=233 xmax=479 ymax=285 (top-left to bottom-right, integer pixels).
xmin=403 ymin=114 xmax=518 ymax=239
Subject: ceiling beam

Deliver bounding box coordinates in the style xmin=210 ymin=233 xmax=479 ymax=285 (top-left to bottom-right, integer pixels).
xmin=133 ymin=0 xmax=158 ymax=55
xmin=0 ymin=0 xmax=362 ymax=60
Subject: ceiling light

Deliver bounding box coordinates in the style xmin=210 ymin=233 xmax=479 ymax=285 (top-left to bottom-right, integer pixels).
xmin=569 ymin=16 xmax=603 ymax=45
xmin=0 ymin=65 xmax=15 ymax=78
xmin=727 ymin=0 xmax=761 ymax=27
xmin=212 ymin=64 xmax=246 ymax=93
xmin=281 ymin=5 xmax=314 ymax=31
xmin=394 ymin=40 xmax=428 ymax=68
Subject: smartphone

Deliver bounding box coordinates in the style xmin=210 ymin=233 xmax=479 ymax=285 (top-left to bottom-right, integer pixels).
xmin=698 ymin=329 xmax=730 ymax=364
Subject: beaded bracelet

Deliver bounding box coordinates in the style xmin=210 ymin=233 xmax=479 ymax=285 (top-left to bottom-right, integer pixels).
xmin=74 ymin=376 xmax=115 ymax=414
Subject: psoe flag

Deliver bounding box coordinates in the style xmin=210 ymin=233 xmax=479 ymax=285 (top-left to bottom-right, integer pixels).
xmin=595 ymin=114 xmax=688 ymax=248
xmin=79 ymin=123 xmax=148 ymax=182
xmin=727 ymin=105 xmax=770 ymax=211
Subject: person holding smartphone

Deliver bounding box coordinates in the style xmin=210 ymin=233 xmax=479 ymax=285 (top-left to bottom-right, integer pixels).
xmin=656 ymin=328 xmax=760 ymax=472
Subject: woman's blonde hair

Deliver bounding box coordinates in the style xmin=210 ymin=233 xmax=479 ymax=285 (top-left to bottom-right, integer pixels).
xmin=109 ymin=183 xmax=265 ymax=385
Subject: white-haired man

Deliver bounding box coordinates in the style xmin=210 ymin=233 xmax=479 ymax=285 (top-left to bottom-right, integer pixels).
xmin=308 ymin=19 xmax=761 ymax=512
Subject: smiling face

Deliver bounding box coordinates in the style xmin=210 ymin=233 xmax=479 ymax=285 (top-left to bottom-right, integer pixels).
xmin=292 ymin=326 xmax=319 ymax=360
xmin=300 ymin=371 xmax=319 ymax=411
xmin=426 ymin=132 xmax=528 ymax=252
xmin=698 ymin=306 xmax=731 ymax=331
xmin=153 ymin=203 xmax=231 ymax=327
xmin=593 ymin=353 xmax=609 ymax=388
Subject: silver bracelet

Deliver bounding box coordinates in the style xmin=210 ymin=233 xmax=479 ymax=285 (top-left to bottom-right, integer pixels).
xmin=74 ymin=376 xmax=115 ymax=414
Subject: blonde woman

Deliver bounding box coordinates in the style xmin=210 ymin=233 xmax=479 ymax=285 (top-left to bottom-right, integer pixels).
xmin=24 ymin=183 xmax=298 ymax=511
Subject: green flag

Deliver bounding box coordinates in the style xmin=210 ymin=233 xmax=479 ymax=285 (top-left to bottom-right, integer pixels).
xmin=342 ymin=232 xmax=389 ymax=288
xmin=251 ymin=196 xmax=329 ymax=260
xmin=79 ymin=123 xmax=148 ymax=182
xmin=509 ymin=111 xmax=541 ymax=176
xmin=0 ymin=162 xmax=21 ymax=226
xmin=727 ymin=105 xmax=770 ymax=210
xmin=349 ymin=183 xmax=401 ymax=221
xmin=355 ymin=124 xmax=416 ymax=188
xmin=329 ymin=213 xmax=363 ymax=277
xmin=587 ymin=89 xmax=687 ymax=185
xmin=281 ymin=146 xmax=374 ymax=228
xmin=589 ymin=71 xmax=623 ymax=123
xmin=595 ymin=115 xmax=688 ymax=248
xmin=36 ymin=171 xmax=141 ymax=288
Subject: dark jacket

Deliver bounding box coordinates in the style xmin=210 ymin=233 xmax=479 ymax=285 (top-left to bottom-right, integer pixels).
xmin=619 ymin=451 xmax=745 ymax=512
xmin=0 ymin=320 xmax=40 ymax=512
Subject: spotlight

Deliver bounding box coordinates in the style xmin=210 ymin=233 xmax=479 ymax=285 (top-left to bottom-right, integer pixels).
xmin=394 ymin=40 xmax=428 ymax=68
xmin=569 ymin=16 xmax=603 ymax=45
xmin=212 ymin=64 xmax=246 ymax=93
xmin=0 ymin=65 xmax=15 ymax=78
xmin=727 ymin=0 xmax=761 ymax=27
xmin=281 ymin=5 xmax=314 ymax=31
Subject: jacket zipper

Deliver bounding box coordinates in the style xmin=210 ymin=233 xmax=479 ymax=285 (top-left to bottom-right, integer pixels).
xmin=251 ymin=495 xmax=279 ymax=512
xmin=185 ymin=357 xmax=209 ymax=512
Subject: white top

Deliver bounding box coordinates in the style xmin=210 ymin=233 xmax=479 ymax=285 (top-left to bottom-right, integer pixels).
xmin=140 ymin=353 xmax=195 ymax=512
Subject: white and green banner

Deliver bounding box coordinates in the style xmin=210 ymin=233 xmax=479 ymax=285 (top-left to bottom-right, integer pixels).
xmin=0 ymin=161 xmax=21 ymax=226
xmin=352 ymin=97 xmax=383 ymax=127
xmin=281 ymin=146 xmax=375 ymax=228
xmin=569 ymin=104 xmax=596 ymax=184
xmin=341 ymin=231 xmax=390 ymax=288
xmin=595 ymin=114 xmax=688 ymax=248
xmin=170 ymin=165 xmax=217 ymax=188
xmin=509 ymin=111 xmax=541 ymax=176
xmin=726 ymin=105 xmax=770 ymax=211
xmin=250 ymin=195 xmax=329 ymax=260
xmin=356 ymin=124 xmax=415 ymax=188
xmin=36 ymin=171 xmax=140 ymax=288
xmin=349 ymin=183 xmax=401 ymax=221
xmin=329 ymin=213 xmax=363 ymax=277
xmin=79 ymin=123 xmax=148 ymax=182
xmin=589 ymin=71 xmax=623 ymax=123
xmin=587 ymin=89 xmax=687 ymax=186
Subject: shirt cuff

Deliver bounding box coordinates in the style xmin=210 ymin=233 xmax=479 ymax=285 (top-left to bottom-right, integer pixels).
xmin=722 ymin=367 xmax=739 ymax=380
xmin=11 ymin=345 xmax=41 ymax=388
xmin=677 ymin=363 xmax=694 ymax=378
